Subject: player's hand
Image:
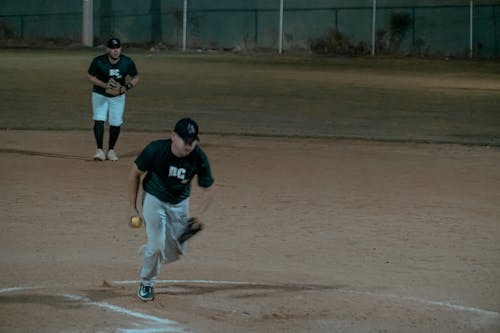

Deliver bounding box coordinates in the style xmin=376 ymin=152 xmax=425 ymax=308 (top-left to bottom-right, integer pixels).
xmin=178 ymin=217 xmax=204 ymax=244
xmin=128 ymin=209 xmax=142 ymax=228
xmin=105 ymin=78 xmax=122 ymax=96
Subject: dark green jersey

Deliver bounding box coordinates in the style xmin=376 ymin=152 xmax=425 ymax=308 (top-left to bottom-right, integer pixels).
xmin=88 ymin=53 xmax=138 ymax=97
xmin=135 ymin=139 xmax=214 ymax=204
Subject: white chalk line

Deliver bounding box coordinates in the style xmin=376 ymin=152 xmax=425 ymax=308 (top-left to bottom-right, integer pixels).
xmin=113 ymin=279 xmax=500 ymax=319
xmin=0 ymin=286 xmax=189 ymax=333
xmin=62 ymin=294 xmax=178 ymax=325
xmin=0 ymin=286 xmax=38 ymax=294
xmin=113 ymin=279 xmax=258 ymax=286
xmin=117 ymin=329 xmax=183 ymax=333
xmin=339 ymin=290 xmax=500 ymax=319
xmin=1 ymin=279 xmax=499 ymax=331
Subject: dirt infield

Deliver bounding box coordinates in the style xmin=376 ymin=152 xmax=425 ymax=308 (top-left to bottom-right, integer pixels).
xmin=0 ymin=50 xmax=499 ymax=332
xmin=1 ymin=130 xmax=499 ymax=332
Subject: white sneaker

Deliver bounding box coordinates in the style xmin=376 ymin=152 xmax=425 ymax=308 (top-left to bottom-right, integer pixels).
xmin=107 ymin=149 xmax=119 ymax=161
xmin=93 ymin=148 xmax=105 ymax=161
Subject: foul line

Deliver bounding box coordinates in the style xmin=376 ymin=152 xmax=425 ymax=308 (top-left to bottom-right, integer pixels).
xmin=113 ymin=279 xmax=258 ymax=286
xmin=1 ymin=279 xmax=499 ymax=331
xmin=0 ymin=286 xmax=38 ymax=294
xmin=0 ymin=287 xmax=189 ymax=333
xmin=62 ymin=294 xmax=178 ymax=325
xmin=114 ymin=279 xmax=500 ymax=319
xmin=339 ymin=289 xmax=500 ymax=319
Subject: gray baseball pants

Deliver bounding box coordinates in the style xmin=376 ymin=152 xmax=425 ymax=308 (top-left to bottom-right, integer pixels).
xmin=139 ymin=192 xmax=190 ymax=286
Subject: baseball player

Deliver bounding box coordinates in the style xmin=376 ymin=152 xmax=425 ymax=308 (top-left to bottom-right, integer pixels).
xmin=87 ymin=37 xmax=139 ymax=161
xmin=128 ymin=118 xmax=216 ymax=301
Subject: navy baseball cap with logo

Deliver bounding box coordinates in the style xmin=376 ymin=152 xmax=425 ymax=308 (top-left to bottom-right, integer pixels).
xmin=107 ymin=37 xmax=121 ymax=49
xmin=174 ymin=118 xmax=199 ymax=142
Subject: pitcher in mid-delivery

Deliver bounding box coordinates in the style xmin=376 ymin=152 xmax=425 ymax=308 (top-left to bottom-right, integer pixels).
xmin=128 ymin=117 xmax=216 ymax=301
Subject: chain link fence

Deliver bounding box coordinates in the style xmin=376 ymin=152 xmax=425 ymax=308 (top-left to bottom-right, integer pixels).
xmin=1 ymin=0 xmax=499 ymax=58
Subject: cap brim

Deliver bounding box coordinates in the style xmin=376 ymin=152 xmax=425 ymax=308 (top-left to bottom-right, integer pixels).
xmin=177 ymin=133 xmax=198 ymax=141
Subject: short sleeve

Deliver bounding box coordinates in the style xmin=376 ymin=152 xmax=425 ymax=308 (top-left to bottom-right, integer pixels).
xmin=128 ymin=58 xmax=138 ymax=77
xmin=135 ymin=141 xmax=157 ymax=172
xmin=196 ymin=150 xmax=214 ymax=188
xmin=88 ymin=57 xmax=98 ymax=76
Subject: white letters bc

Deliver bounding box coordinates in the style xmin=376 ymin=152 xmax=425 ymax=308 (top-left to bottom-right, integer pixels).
xmin=169 ymin=166 xmax=186 ymax=180
xmin=109 ymin=69 xmax=121 ymax=78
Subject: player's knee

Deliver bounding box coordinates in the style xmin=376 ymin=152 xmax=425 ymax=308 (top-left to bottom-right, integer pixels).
xmin=93 ymin=120 xmax=105 ymax=129
xmin=143 ymin=245 xmax=162 ymax=256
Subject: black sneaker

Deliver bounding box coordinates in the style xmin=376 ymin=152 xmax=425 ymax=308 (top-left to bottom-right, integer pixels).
xmin=137 ymin=283 xmax=154 ymax=301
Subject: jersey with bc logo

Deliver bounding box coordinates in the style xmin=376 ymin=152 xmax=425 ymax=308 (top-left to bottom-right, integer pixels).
xmin=87 ymin=54 xmax=138 ymax=97
xmin=135 ymin=139 xmax=214 ymax=204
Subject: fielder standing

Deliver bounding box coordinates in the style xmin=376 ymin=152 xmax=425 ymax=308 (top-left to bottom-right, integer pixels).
xmin=87 ymin=37 xmax=139 ymax=161
xmin=128 ymin=118 xmax=216 ymax=301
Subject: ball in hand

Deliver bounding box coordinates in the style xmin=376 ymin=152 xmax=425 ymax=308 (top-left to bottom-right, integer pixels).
xmin=131 ymin=216 xmax=143 ymax=228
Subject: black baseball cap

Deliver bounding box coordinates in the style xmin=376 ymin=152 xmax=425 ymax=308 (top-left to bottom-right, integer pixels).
xmin=107 ymin=38 xmax=121 ymax=49
xmin=174 ymin=118 xmax=199 ymax=142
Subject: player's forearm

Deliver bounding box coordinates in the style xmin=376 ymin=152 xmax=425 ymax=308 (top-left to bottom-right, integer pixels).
xmin=123 ymin=75 xmax=140 ymax=92
xmin=87 ymin=74 xmax=107 ymax=89
xmin=128 ymin=173 xmax=141 ymax=211
xmin=196 ymin=184 xmax=216 ymax=220
xmin=129 ymin=75 xmax=139 ymax=87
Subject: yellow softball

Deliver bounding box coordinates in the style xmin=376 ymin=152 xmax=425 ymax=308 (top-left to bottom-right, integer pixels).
xmin=131 ymin=216 xmax=143 ymax=228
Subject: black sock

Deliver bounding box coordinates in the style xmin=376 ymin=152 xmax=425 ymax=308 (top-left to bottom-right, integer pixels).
xmin=93 ymin=121 xmax=105 ymax=149
xmin=109 ymin=125 xmax=121 ymax=150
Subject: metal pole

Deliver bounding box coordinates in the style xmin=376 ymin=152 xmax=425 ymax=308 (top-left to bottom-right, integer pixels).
xmin=371 ymin=0 xmax=376 ymax=56
xmin=182 ymin=0 xmax=187 ymax=51
xmin=278 ymin=0 xmax=284 ymax=54
xmin=82 ymin=0 xmax=93 ymax=47
xmin=469 ymin=0 xmax=474 ymax=58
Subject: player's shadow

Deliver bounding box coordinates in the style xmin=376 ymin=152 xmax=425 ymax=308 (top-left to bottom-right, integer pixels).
xmin=154 ymin=282 xmax=343 ymax=299
xmin=0 ymin=282 xmax=344 ymax=306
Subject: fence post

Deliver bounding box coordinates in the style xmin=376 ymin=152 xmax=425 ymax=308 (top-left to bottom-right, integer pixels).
xmin=371 ymin=0 xmax=376 ymax=56
xmin=278 ymin=0 xmax=284 ymax=54
xmin=82 ymin=0 xmax=93 ymax=47
xmin=182 ymin=0 xmax=187 ymax=51
xmin=470 ymin=0 xmax=474 ymax=58
xmin=254 ymin=9 xmax=259 ymax=47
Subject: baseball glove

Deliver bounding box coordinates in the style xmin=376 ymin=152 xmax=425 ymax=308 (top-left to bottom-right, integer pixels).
xmin=105 ymin=78 xmax=122 ymax=96
xmin=178 ymin=217 xmax=204 ymax=244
